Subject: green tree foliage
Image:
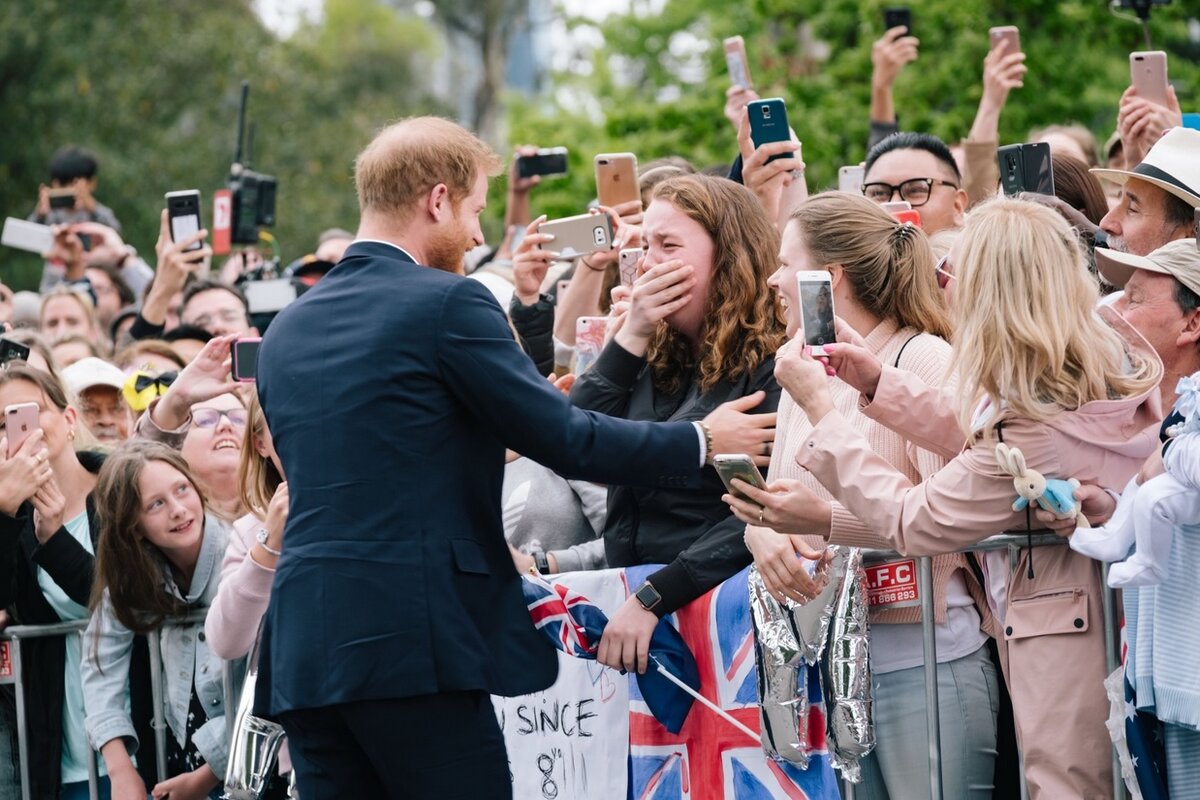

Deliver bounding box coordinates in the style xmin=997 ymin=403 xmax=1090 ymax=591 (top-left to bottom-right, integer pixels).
xmin=0 ymin=0 xmax=444 ymax=290
xmin=505 ymin=0 xmax=1199 ymax=223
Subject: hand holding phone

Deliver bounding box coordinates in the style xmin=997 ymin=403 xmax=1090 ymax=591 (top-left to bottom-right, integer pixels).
xmin=883 ymin=7 xmax=911 ymax=34
xmin=231 ymin=338 xmax=262 ymax=383
xmin=746 ymin=98 xmax=794 ymax=164
xmin=988 ymin=26 xmax=1020 ymax=56
xmin=1130 ymin=51 xmax=1170 ymax=107
xmin=166 ymin=190 xmax=204 ymax=253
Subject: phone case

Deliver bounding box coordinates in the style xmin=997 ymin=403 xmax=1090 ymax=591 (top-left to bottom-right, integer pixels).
xmin=231 ymin=337 xmax=262 ymax=383
xmin=574 ymin=317 xmax=610 ymax=375
xmin=516 ymin=147 xmax=569 ymax=179
xmin=747 ymin=98 xmax=791 ymax=164
xmin=988 ymin=26 xmax=1020 ymax=54
xmin=713 ymin=455 xmax=767 ymax=498
xmin=619 ymin=248 xmax=641 ymax=287
xmin=594 ymin=154 xmax=640 ymax=208
xmin=797 ymin=273 xmax=836 ymax=353
xmin=1021 ymin=142 xmax=1054 ymax=195
xmin=166 ymin=190 xmax=204 ymax=252
xmin=997 ymin=144 xmax=1025 ymax=196
xmin=883 ymin=7 xmax=911 ymax=32
xmin=723 ymin=36 xmax=752 ymax=89
xmin=538 ymin=213 xmax=614 ymax=260
xmin=1130 ymin=51 xmax=1169 ymax=107
xmin=0 ymin=338 xmax=31 ymax=365
xmin=5 ymin=403 xmax=40 ymax=458
xmin=838 ymin=166 xmax=865 ymax=195
xmin=1 ymin=218 xmax=54 ymax=255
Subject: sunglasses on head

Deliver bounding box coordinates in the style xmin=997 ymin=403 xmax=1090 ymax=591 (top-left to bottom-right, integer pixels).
xmin=935 ymin=255 xmax=956 ymax=290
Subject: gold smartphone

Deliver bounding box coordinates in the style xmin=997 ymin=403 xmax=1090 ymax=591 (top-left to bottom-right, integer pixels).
xmin=723 ymin=36 xmax=753 ymax=89
xmin=594 ymin=153 xmax=640 ymax=208
xmin=1130 ymin=51 xmax=1169 ymax=107
xmin=988 ymin=25 xmax=1020 ymax=55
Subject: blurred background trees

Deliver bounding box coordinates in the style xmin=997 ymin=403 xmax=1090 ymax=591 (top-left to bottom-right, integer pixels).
xmin=1 ymin=0 xmax=1196 ymax=289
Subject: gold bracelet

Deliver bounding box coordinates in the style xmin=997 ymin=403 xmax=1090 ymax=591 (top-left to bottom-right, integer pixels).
xmin=699 ymin=421 xmax=714 ymax=465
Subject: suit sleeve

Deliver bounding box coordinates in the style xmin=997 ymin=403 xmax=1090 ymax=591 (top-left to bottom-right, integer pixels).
xmin=796 ymin=409 xmax=1053 ymax=556
xmin=436 ymin=279 xmax=700 ymax=489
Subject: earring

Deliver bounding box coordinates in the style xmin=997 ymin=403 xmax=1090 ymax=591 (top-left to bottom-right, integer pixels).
xmin=68 ymin=429 xmax=76 ymax=441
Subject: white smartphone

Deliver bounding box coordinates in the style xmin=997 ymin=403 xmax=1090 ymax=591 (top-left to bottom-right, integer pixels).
xmin=838 ymin=165 xmax=865 ymax=195
xmin=1 ymin=218 xmax=53 ymax=255
xmin=723 ymin=36 xmax=753 ymax=89
xmin=713 ymin=454 xmax=768 ymax=499
xmin=4 ymin=403 xmax=40 ymax=458
xmin=618 ymin=248 xmax=641 ymax=287
xmin=243 ymin=278 xmax=298 ymax=315
xmin=797 ymin=271 xmax=836 ymax=355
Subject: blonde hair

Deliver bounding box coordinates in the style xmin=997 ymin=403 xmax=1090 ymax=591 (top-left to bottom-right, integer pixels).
xmin=237 ymin=391 xmax=282 ymax=519
xmin=646 ymin=175 xmax=787 ymax=395
xmin=39 ymin=286 xmax=98 ymax=336
xmin=950 ymin=198 xmax=1160 ymax=433
xmin=788 ymin=193 xmax=952 ymax=340
xmin=354 ymin=117 xmax=502 ymax=217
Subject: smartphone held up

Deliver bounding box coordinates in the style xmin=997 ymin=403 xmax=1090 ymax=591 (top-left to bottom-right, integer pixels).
xmin=166 ymin=190 xmax=204 ymax=252
xmin=231 ymin=338 xmax=262 ymax=383
xmin=797 ymin=271 xmax=836 ymax=356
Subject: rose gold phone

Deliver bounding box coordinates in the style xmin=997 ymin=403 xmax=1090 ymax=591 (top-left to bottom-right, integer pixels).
xmin=594 ymin=153 xmax=640 ymax=208
xmin=5 ymin=403 xmax=40 ymax=458
xmin=1130 ymin=51 xmax=1169 ymax=107
xmin=723 ymin=36 xmax=753 ymax=89
xmin=618 ymin=248 xmax=641 ymax=288
xmin=988 ymin=26 xmax=1020 ymax=54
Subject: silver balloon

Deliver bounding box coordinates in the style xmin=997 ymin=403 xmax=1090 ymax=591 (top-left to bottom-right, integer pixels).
xmin=748 ymin=549 xmax=849 ymax=766
xmin=223 ymin=662 xmax=287 ymax=800
xmin=823 ymin=547 xmax=875 ymax=783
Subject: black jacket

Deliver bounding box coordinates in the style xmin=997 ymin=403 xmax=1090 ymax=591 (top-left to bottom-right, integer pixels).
xmin=570 ymin=341 xmax=781 ymax=614
xmin=0 ymin=452 xmax=103 ymax=798
xmin=510 ymin=293 xmax=556 ymax=376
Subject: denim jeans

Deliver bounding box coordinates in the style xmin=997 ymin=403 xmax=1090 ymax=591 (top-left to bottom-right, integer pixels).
xmin=858 ymin=645 xmax=1000 ymax=800
xmin=59 ymin=776 xmax=111 ymax=800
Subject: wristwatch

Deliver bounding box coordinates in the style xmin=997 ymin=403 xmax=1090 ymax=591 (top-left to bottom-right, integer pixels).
xmin=634 ymin=580 xmax=662 ymax=612
xmin=255 ymin=527 xmax=282 ymax=557
xmin=533 ymin=550 xmax=551 ymax=574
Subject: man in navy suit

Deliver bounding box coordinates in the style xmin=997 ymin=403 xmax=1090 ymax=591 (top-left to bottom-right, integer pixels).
xmin=254 ymin=117 xmax=769 ymax=798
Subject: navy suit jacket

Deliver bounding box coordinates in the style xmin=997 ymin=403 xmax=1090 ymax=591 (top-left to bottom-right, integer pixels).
xmin=254 ymin=241 xmax=701 ymax=714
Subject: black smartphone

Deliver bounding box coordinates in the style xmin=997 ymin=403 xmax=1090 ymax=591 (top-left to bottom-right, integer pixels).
xmin=883 ymin=7 xmax=912 ymax=33
xmin=747 ymin=98 xmax=792 ymax=164
xmin=997 ymin=143 xmax=1054 ymax=197
xmin=231 ymin=337 xmax=261 ymax=383
xmin=516 ymin=148 xmax=569 ymax=179
xmin=165 ymin=190 xmax=203 ymax=252
xmin=0 ymin=338 xmax=30 ymax=365
xmin=48 ymin=187 xmax=76 ymax=210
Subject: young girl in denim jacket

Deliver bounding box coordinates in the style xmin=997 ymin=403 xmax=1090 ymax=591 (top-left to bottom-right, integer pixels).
xmin=82 ymin=441 xmax=231 ymax=800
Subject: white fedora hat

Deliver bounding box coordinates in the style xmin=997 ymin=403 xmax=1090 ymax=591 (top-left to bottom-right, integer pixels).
xmin=1091 ymin=127 xmax=1200 ymax=208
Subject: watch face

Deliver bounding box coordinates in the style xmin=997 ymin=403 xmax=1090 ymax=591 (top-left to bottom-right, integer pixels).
xmin=635 ymin=582 xmax=661 ymax=609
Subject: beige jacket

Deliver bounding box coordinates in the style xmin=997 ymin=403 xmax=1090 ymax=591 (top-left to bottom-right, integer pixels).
xmin=797 ymin=315 xmax=1162 ymax=800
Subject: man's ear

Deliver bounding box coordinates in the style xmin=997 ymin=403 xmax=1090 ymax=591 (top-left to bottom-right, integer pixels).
xmin=952 ymin=188 xmax=969 ymax=226
xmin=1177 ymin=307 xmax=1200 ymax=348
xmin=426 ymin=183 xmax=451 ymax=223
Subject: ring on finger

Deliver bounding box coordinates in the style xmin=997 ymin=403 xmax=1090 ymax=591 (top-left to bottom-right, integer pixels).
xmin=758 ymin=507 xmax=765 ymax=524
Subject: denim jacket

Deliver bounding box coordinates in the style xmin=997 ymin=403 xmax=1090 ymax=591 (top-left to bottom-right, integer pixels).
xmin=82 ymin=516 xmax=232 ymax=777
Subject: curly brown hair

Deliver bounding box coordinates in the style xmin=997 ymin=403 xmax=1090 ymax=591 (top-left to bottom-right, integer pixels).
xmin=645 ymin=175 xmax=787 ymax=395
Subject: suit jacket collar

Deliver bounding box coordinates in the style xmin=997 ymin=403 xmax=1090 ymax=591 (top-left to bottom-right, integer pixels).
xmin=342 ymin=239 xmax=418 ymax=266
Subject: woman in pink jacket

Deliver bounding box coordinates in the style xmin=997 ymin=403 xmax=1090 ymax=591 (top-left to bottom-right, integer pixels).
xmin=203 ymin=392 xmax=293 ymax=792
xmin=760 ymin=198 xmax=1162 ymax=799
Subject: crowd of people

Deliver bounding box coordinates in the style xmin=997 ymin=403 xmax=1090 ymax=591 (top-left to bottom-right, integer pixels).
xmin=0 ymin=16 xmax=1197 ymax=800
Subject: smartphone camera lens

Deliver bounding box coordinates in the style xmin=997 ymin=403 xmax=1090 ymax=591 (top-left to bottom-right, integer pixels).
xmin=762 ymin=106 xmax=772 ymax=119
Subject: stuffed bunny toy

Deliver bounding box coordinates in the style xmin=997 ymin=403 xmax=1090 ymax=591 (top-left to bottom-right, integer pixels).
xmin=995 ymin=443 xmax=1089 ymax=527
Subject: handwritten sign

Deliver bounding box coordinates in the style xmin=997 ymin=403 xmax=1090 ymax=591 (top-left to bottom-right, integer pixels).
xmin=493 ymin=571 xmax=628 ymax=800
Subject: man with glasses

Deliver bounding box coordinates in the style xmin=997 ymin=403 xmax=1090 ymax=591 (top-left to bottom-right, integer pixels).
xmin=180 ymin=279 xmax=257 ymax=338
xmin=861 ymin=132 xmax=969 ymax=235
xmin=61 ymin=356 xmax=134 ymax=445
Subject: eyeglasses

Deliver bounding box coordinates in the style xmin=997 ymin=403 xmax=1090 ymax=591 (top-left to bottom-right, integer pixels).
xmin=934 ymin=255 xmax=956 ymax=290
xmin=862 ymin=178 xmax=959 ymax=208
xmin=186 ymin=308 xmax=248 ymax=329
xmin=192 ymin=407 xmax=248 ymax=429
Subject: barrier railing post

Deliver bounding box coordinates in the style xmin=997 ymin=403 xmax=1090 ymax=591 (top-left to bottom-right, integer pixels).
xmin=86 ymin=737 xmax=100 ymax=800
xmin=842 ymin=776 xmax=856 ymax=798
xmin=147 ymin=629 xmax=168 ymax=783
xmin=919 ymin=555 xmax=942 ymax=800
xmin=11 ymin=636 xmax=30 ymax=800
xmin=1101 ymin=565 xmax=1128 ymax=800
xmin=223 ymin=659 xmax=237 ymax=746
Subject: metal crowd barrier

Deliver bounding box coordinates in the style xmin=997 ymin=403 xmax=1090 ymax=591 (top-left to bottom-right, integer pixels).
xmin=840 ymin=531 xmax=1127 ymax=800
xmin=0 ymin=532 xmax=1129 ymax=800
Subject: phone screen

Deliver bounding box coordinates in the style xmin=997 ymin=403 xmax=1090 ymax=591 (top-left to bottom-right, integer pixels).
xmin=798 ymin=275 xmax=836 ymax=353
xmin=232 ymin=339 xmax=260 ymax=382
xmin=714 ymin=456 xmax=767 ymax=499
xmin=171 ymin=213 xmax=200 ymax=246
xmin=1023 ymin=143 xmax=1054 ymax=195
xmin=517 ymin=150 xmax=568 ymax=179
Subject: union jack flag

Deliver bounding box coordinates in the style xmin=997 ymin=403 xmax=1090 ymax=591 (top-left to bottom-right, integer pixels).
xmin=626 ymin=565 xmax=839 ymax=800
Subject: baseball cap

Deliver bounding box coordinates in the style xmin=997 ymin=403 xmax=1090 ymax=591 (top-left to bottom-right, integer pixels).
xmin=61 ymin=357 xmax=126 ymax=396
xmin=1095 ymin=238 xmax=1200 ymax=294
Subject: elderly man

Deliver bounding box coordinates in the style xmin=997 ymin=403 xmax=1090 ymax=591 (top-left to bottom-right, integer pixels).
xmin=60 ymin=357 xmax=133 ymax=444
